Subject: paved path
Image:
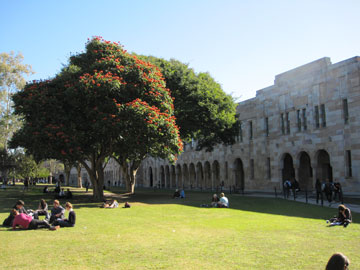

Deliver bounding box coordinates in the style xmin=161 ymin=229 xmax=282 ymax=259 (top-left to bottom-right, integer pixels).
xmin=239 ymin=192 xmax=360 ymax=213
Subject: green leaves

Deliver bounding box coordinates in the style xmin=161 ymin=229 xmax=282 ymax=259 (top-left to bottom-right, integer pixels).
xmin=139 ymin=56 xmax=239 ymax=151
xmin=11 ymin=37 xmax=183 ymax=196
xmin=0 ymin=52 xmax=33 ymax=150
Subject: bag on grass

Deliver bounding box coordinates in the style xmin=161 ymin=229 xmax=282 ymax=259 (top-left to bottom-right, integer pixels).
xmin=2 ymin=213 xmax=14 ymax=227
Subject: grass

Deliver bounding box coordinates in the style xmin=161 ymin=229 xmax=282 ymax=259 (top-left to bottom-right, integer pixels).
xmin=0 ymin=185 xmax=359 ymax=270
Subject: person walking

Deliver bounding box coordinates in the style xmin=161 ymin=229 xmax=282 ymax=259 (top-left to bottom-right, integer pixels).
xmin=315 ymin=178 xmax=322 ymax=204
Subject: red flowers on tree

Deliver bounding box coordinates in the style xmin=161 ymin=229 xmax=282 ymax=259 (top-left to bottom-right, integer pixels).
xmin=11 ymin=37 xmax=182 ymax=199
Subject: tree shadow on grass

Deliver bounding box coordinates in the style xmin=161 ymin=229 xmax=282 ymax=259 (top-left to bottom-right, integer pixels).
xmin=108 ymin=189 xmax=359 ymax=223
xmin=0 ymin=186 xmax=358 ymax=223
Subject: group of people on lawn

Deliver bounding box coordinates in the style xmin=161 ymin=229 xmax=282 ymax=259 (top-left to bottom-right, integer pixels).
xmin=43 ymin=182 xmax=73 ymax=200
xmin=315 ymin=178 xmax=343 ymax=205
xmin=210 ymin=193 xmax=229 ymax=208
xmin=3 ymin=199 xmax=76 ymax=231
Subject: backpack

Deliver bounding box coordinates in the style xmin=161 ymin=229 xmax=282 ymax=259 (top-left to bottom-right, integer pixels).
xmin=2 ymin=213 xmax=14 ymax=227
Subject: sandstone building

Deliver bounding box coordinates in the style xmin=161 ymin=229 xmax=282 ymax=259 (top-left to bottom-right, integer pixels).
xmin=71 ymin=56 xmax=360 ymax=194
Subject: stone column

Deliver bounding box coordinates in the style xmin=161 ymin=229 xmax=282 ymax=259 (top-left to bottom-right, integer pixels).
xmin=175 ymin=171 xmax=179 ymax=188
xmin=211 ymin=167 xmax=215 ymax=191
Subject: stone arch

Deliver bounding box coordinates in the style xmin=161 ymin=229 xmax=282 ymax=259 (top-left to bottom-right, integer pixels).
xmin=189 ymin=163 xmax=196 ymax=189
xmin=149 ymin=167 xmax=154 ymax=187
xmin=316 ymin=149 xmax=333 ymax=182
xmin=196 ymin=162 xmax=204 ymax=188
xmin=212 ymin=160 xmax=221 ymax=189
xmin=234 ymin=158 xmax=245 ymax=191
xmin=298 ymin=151 xmax=313 ymax=190
xmin=183 ymin=164 xmax=189 ymax=188
xmin=176 ymin=164 xmax=182 ymax=188
xmin=165 ymin=165 xmax=170 ymax=188
xmin=160 ymin=166 xmax=165 ymax=188
xmin=204 ymin=161 xmax=211 ymax=189
xmin=281 ymin=153 xmax=295 ymax=185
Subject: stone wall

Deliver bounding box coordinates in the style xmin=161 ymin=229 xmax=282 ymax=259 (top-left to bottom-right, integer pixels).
xmin=139 ymin=56 xmax=360 ymax=194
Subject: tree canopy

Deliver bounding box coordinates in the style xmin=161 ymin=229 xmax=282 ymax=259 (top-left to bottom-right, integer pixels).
xmin=0 ymin=52 xmax=33 ymax=150
xmin=138 ymin=56 xmax=239 ymax=151
xmin=11 ymin=37 xmax=182 ymax=199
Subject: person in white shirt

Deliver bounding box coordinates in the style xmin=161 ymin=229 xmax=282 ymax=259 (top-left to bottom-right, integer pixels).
xmin=217 ymin=193 xmax=229 ymax=208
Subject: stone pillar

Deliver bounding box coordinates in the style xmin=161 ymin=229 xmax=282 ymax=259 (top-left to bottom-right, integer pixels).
xmin=175 ymin=171 xmax=179 ymax=188
xmin=211 ymin=167 xmax=215 ymax=191
xmin=195 ymin=168 xmax=200 ymax=188
xmin=164 ymin=168 xmax=168 ymax=188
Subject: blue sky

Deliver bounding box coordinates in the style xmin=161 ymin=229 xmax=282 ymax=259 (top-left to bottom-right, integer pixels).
xmin=1 ymin=0 xmax=359 ymax=101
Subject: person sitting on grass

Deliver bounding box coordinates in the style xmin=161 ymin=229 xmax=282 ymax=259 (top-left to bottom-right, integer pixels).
xmin=173 ymin=189 xmax=180 ymax=199
xmin=14 ymin=200 xmax=30 ymax=215
xmin=102 ymin=199 xmax=119 ymax=208
xmin=66 ymin=188 xmax=73 ymax=199
xmin=211 ymin=194 xmax=219 ymax=207
xmin=43 ymin=186 xmax=49 ymax=193
xmin=53 ymin=202 xmax=76 ymax=227
xmin=49 ymin=200 xmax=65 ymax=224
xmin=327 ymin=204 xmax=352 ymax=227
xmin=60 ymin=188 xmax=65 ymax=197
xmin=180 ymin=189 xmax=185 ymax=199
xmin=12 ymin=209 xmax=59 ymax=230
xmin=217 ymin=193 xmax=229 ymax=208
xmin=326 ymin=252 xmax=350 ymax=270
xmin=34 ymin=199 xmax=50 ymax=220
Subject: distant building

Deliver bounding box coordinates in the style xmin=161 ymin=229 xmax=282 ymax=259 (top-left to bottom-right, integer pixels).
xmin=138 ymin=56 xmax=360 ymax=194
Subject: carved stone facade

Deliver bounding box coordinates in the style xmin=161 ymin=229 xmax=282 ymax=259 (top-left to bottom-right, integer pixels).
xmin=138 ymin=56 xmax=360 ymax=194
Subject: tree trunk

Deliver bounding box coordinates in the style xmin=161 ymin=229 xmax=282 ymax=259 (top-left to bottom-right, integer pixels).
xmin=81 ymin=159 xmax=105 ymax=201
xmin=65 ymin=171 xmax=70 ymax=186
xmin=120 ymin=160 xmax=140 ymax=194
xmin=77 ymin=164 xmax=82 ymax=188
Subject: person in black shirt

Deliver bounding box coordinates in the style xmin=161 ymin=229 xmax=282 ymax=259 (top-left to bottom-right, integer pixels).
xmin=315 ymin=179 xmax=322 ymax=204
xmin=53 ymin=202 xmax=76 ymax=227
xmin=333 ymin=180 xmax=342 ymax=202
xmin=173 ymin=189 xmax=180 ymax=198
xmin=324 ymin=179 xmax=333 ymax=204
xmin=66 ymin=189 xmax=73 ymax=199
xmin=211 ymin=194 xmax=220 ymax=207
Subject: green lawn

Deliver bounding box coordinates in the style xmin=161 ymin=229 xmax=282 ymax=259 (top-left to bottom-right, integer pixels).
xmin=0 ymin=185 xmax=359 ymax=270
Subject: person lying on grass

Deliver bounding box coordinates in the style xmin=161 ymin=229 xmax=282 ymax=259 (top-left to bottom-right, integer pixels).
xmin=11 ymin=209 xmax=59 ymax=231
xmin=53 ymin=202 xmax=76 ymax=227
xmin=2 ymin=200 xmax=33 ymax=227
xmin=101 ymin=199 xmax=119 ymax=208
xmin=327 ymin=204 xmax=352 ymax=227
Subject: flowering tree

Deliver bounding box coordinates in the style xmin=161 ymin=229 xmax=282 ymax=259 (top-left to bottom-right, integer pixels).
xmin=139 ymin=56 xmax=239 ymax=150
xmin=11 ymin=37 xmax=182 ymax=199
